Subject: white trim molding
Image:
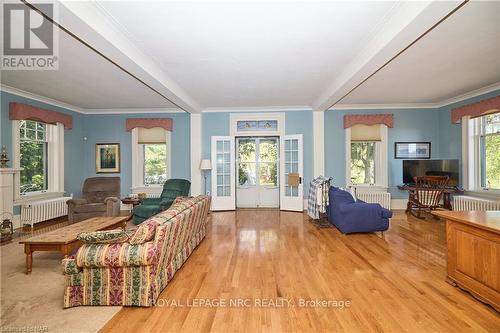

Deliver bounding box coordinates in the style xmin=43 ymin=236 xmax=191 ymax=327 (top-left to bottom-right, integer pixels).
xmin=190 ymin=113 xmax=202 ymax=196
xmin=313 ymin=111 xmax=325 ymax=177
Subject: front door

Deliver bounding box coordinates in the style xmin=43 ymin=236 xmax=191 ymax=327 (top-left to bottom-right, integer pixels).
xmin=236 ymin=137 xmax=279 ymax=208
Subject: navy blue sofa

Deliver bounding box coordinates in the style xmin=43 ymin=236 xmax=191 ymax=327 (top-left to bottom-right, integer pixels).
xmin=327 ymin=187 xmax=392 ymax=234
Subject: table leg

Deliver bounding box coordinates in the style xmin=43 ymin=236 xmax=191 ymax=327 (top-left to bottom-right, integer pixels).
xmin=62 ymin=244 xmax=70 ymax=258
xmin=24 ymin=244 xmax=33 ymax=274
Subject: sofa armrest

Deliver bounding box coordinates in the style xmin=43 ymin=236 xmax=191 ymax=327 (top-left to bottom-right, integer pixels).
xmin=67 ymin=198 xmax=88 ymax=207
xmin=76 ymin=242 xmax=160 ymax=268
xmin=62 ymin=258 xmax=81 ymax=275
xmin=104 ymin=197 xmax=121 ymax=217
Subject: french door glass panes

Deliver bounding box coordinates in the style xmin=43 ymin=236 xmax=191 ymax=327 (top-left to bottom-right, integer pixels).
xmin=285 ymin=138 xmax=299 ymax=197
xmin=216 ymin=140 xmax=231 ymax=196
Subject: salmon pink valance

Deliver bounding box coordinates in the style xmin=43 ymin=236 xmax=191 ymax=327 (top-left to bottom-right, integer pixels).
xmin=126 ymin=118 xmax=173 ymax=132
xmin=9 ymin=102 xmax=73 ymax=129
xmin=451 ymin=95 xmax=500 ymax=123
xmin=343 ymin=114 xmax=394 ymax=129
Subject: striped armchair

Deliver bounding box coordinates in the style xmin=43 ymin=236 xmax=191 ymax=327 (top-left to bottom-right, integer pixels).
xmin=62 ymin=195 xmax=211 ymax=308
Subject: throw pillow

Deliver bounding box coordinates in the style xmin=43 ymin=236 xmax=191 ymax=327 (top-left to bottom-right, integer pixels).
xmin=129 ymin=221 xmax=157 ymax=245
xmin=77 ymin=229 xmax=129 ymax=244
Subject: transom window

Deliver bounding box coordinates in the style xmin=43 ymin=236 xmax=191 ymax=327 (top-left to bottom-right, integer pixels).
xmin=19 ymin=120 xmax=48 ymax=194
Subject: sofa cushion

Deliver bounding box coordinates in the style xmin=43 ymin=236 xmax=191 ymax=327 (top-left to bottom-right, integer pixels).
xmin=73 ymin=203 xmax=106 ymax=213
xmin=77 ymin=229 xmax=130 ymax=244
xmin=129 ymin=221 xmax=157 ymax=245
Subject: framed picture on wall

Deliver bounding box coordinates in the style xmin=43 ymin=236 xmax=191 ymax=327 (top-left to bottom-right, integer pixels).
xmin=394 ymin=142 xmax=431 ymax=159
xmin=96 ymin=143 xmax=120 ymax=173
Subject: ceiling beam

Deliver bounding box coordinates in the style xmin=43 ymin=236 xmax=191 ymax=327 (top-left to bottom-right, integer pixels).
xmin=313 ymin=0 xmax=466 ymax=112
xmin=27 ymin=0 xmax=202 ymax=113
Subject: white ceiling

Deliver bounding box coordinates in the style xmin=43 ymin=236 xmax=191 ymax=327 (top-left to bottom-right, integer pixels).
xmin=1 ymin=16 xmax=177 ymax=109
xmin=340 ymin=0 xmax=500 ymax=105
xmin=1 ymin=1 xmax=499 ymax=112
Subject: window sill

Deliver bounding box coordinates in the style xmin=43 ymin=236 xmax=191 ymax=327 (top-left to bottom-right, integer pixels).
xmin=131 ymin=186 xmax=163 ymax=194
xmin=14 ymin=191 xmax=65 ymax=205
xmin=352 ymin=185 xmax=388 ymax=193
xmin=463 ymin=190 xmax=500 ymax=200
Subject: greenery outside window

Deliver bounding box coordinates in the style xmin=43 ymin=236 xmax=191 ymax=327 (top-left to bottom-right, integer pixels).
xmin=143 ymin=143 xmax=167 ymax=185
xmin=19 ymin=120 xmax=48 ymax=194
xmin=479 ymin=113 xmax=500 ymax=190
xmin=351 ymin=141 xmax=376 ymax=185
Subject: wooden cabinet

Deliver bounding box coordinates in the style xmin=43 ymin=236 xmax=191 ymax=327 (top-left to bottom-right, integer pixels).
xmin=433 ymin=211 xmax=500 ymax=311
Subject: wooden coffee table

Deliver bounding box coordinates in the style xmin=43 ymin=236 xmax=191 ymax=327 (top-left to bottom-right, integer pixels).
xmin=19 ymin=216 xmax=128 ymax=274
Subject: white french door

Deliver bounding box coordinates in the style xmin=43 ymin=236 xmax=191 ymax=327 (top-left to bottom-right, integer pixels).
xmin=280 ymin=134 xmax=304 ymax=211
xmin=211 ymin=136 xmax=235 ymax=211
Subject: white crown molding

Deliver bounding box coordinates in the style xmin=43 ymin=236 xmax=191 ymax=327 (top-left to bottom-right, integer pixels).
xmin=202 ymin=105 xmax=312 ymax=113
xmin=433 ymin=82 xmax=500 ymax=108
xmin=84 ymin=108 xmax=184 ymax=114
xmin=0 ymin=84 xmax=85 ymax=114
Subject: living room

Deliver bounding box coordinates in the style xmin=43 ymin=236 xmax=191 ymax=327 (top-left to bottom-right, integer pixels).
xmin=0 ymin=1 xmax=499 ymax=332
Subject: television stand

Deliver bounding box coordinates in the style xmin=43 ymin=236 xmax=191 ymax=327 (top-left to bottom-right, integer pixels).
xmin=397 ymin=185 xmax=464 ymax=210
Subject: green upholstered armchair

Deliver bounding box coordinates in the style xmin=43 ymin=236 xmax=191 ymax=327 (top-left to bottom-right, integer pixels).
xmin=132 ymin=179 xmax=191 ymax=225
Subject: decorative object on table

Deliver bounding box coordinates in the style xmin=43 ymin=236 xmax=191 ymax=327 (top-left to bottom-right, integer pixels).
xmin=199 ymin=159 xmax=212 ymax=195
xmin=406 ymin=176 xmax=449 ymax=219
xmin=137 ymin=192 xmax=147 ymax=200
xmin=66 ymin=177 xmax=121 ymax=223
xmin=1 ymin=212 xmax=14 ymax=242
xmin=395 ymin=142 xmax=431 ymax=159
xmin=0 ymin=145 xmax=9 ymax=168
xmin=132 ymin=179 xmax=191 ymax=225
xmin=95 ymin=143 xmax=120 ymax=173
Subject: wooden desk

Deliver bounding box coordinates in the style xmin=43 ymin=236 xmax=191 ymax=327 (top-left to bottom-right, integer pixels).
xmin=433 ymin=211 xmax=500 ymax=311
xmin=19 ymin=216 xmax=128 ymax=274
xmin=398 ymin=185 xmax=464 ymax=210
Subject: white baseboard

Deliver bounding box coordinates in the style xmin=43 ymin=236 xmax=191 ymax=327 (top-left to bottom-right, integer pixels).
xmin=391 ymin=199 xmax=408 ymax=210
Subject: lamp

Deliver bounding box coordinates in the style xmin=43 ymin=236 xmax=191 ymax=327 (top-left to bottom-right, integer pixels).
xmin=199 ymin=159 xmax=212 ymax=195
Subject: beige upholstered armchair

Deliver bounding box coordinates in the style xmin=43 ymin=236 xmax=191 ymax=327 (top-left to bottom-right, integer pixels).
xmin=67 ymin=177 xmax=121 ymax=223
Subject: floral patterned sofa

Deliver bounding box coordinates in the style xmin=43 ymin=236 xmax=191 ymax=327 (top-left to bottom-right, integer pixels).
xmin=62 ymin=195 xmax=211 ymax=308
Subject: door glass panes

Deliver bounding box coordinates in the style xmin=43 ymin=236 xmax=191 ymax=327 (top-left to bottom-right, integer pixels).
xmin=238 ymin=139 xmax=256 ymax=186
xmin=259 ymin=139 xmax=278 ymax=186
xmin=285 ymin=138 xmax=299 ymax=197
xmin=216 ymin=140 xmax=231 ymax=196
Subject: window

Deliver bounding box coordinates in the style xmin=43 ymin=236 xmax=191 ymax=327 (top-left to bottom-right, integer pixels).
xmin=479 ymin=113 xmax=500 ymax=189
xmin=19 ymin=120 xmax=48 ymax=194
xmin=143 ymin=143 xmax=167 ymax=185
xmin=131 ymin=127 xmax=171 ymax=192
xmin=351 ymin=142 xmax=376 ymax=185
xmin=345 ymin=124 xmax=388 ymax=189
xmin=12 ymin=119 xmax=64 ymax=202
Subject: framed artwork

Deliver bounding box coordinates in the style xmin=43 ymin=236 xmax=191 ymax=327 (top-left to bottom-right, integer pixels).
xmin=394 ymin=142 xmax=431 ymax=159
xmin=96 ymin=143 xmax=120 ymax=173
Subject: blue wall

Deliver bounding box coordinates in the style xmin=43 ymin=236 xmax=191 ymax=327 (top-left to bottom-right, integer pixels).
xmin=201 ymin=111 xmax=313 ymax=198
xmin=0 ymin=91 xmax=86 ymax=199
xmin=325 ymin=108 xmax=442 ymax=199
xmin=82 ymin=113 xmax=191 ymax=197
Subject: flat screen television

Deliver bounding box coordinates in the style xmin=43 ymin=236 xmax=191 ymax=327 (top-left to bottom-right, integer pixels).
xmin=403 ymin=159 xmax=459 ymax=186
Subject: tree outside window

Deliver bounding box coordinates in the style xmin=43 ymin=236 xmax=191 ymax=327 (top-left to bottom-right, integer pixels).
xmin=480 ymin=113 xmax=500 ymax=189
xmin=351 ymin=142 xmax=376 ymax=185
xmin=19 ymin=120 xmax=48 ymax=194
xmin=143 ymin=144 xmax=167 ymax=185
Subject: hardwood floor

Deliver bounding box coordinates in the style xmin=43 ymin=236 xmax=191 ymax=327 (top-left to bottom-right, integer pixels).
xmin=100 ymin=210 xmax=500 ymax=333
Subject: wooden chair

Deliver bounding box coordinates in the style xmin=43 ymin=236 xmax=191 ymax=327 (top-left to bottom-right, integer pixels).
xmin=406 ymin=176 xmax=449 ymax=219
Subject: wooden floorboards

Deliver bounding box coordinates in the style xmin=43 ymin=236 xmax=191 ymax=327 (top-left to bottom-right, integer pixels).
xmin=100 ymin=210 xmax=500 ymax=333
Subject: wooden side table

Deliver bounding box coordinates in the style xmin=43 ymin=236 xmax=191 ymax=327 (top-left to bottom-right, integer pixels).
xmin=121 ymin=198 xmax=142 ymax=220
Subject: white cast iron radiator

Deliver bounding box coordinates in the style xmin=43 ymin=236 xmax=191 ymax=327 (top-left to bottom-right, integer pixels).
xmin=356 ymin=192 xmax=391 ymax=210
xmin=453 ymin=196 xmax=500 ymax=211
xmin=21 ymin=196 xmax=72 ymax=229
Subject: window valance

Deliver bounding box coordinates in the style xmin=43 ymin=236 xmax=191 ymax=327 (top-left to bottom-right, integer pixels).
xmin=343 ymin=114 xmax=393 ymax=129
xmin=9 ymin=102 xmax=73 ymax=129
xmin=125 ymin=118 xmax=173 ymax=132
xmin=451 ymin=95 xmax=500 ymax=123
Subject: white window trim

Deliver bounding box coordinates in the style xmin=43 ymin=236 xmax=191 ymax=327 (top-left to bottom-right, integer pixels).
xmin=462 ymin=115 xmax=500 ymax=195
xmin=345 ymin=125 xmax=388 ymax=192
xmin=12 ymin=120 xmax=65 ymax=204
xmin=131 ymin=128 xmax=171 ymax=195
